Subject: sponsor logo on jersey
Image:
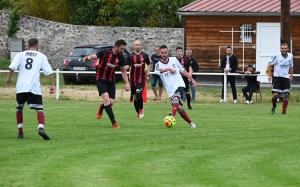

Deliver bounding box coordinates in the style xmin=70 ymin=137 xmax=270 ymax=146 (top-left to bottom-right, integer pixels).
xmin=134 ymin=62 xmax=144 ymax=67
xmin=107 ymin=63 xmax=117 ymax=68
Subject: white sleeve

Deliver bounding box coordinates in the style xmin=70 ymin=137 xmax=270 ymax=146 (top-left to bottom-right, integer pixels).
xmin=154 ymin=62 xmax=161 ymax=75
xmin=268 ymin=54 xmax=277 ymax=66
xmin=176 ymin=60 xmax=185 ymax=73
xmin=41 ymin=55 xmax=53 ymax=76
xmin=9 ymin=53 xmax=21 ymax=71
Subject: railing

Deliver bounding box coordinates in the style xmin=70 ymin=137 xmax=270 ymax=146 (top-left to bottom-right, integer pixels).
xmin=0 ymin=69 xmax=297 ymax=102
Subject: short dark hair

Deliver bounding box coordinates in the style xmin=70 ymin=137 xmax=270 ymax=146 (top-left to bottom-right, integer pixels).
xmin=176 ymin=46 xmax=183 ymax=51
xmin=28 ymin=38 xmax=39 ymax=48
xmin=160 ymin=45 xmax=168 ymax=50
xmin=114 ymin=39 xmax=127 ymax=47
xmin=227 ymin=46 xmax=232 ymax=49
xmin=247 ymin=64 xmax=253 ymax=68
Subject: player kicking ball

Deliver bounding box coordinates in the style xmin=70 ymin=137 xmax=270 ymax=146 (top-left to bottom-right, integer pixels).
xmin=154 ymin=45 xmax=197 ymax=128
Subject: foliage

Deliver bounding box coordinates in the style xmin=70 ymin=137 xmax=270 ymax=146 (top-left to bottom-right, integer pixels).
xmin=0 ymin=0 xmax=11 ymax=9
xmin=0 ymin=57 xmax=11 ymax=70
xmin=9 ymin=0 xmax=70 ymax=23
xmin=66 ymin=0 xmax=101 ymax=25
xmin=95 ymin=0 xmax=124 ymax=26
xmin=7 ymin=5 xmax=22 ymax=37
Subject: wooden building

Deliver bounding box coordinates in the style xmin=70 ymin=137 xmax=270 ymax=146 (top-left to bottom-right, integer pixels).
xmin=178 ymin=0 xmax=300 ymax=79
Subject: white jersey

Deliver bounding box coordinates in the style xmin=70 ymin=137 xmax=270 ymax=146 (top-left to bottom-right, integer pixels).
xmin=9 ymin=50 xmax=53 ymax=95
xmin=154 ymin=57 xmax=185 ymax=97
xmin=268 ymin=52 xmax=293 ymax=78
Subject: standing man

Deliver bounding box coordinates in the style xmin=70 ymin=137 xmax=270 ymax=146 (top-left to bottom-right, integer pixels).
xmin=155 ymin=45 xmax=197 ymax=128
xmin=176 ymin=46 xmax=193 ymax=109
xmin=150 ymin=46 xmax=163 ymax=101
xmin=6 ymin=38 xmax=55 ymax=140
xmin=185 ymin=48 xmax=199 ymax=101
xmin=83 ymin=39 xmax=130 ymax=128
xmin=268 ymin=43 xmax=293 ymax=115
xmin=127 ymin=40 xmax=151 ymax=118
xmin=219 ymin=46 xmax=238 ymax=103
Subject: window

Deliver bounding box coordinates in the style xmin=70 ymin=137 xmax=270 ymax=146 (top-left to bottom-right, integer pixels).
xmin=240 ymin=24 xmax=252 ymax=43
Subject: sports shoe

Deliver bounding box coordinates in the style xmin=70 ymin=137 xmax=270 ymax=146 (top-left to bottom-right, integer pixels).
xmin=219 ymin=99 xmax=224 ymax=103
xmin=17 ymin=132 xmax=24 ymax=139
xmin=137 ymin=109 xmax=144 ymax=118
xmin=245 ymin=101 xmax=250 ymax=104
xmin=250 ymin=101 xmax=253 ymax=104
xmin=190 ymin=122 xmax=196 ymax=128
xmin=112 ymin=122 xmax=120 ymax=128
xmin=96 ymin=105 xmax=103 ymax=119
xmin=38 ymin=128 xmax=50 ymax=140
xmin=271 ymin=107 xmax=276 ymax=114
xmin=168 ymin=112 xmax=174 ymax=117
xmin=188 ymin=105 xmax=192 ymax=109
xmin=233 ymin=100 xmax=238 ymax=104
xmin=282 ymin=112 xmax=286 ymax=115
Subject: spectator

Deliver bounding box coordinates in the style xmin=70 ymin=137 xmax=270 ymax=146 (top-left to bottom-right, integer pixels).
xmin=219 ymin=46 xmax=238 ymax=103
xmin=238 ymin=64 xmax=260 ymax=104
xmin=150 ymin=46 xmax=163 ymax=101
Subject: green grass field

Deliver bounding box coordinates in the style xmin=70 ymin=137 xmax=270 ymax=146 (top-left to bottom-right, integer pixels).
xmin=1 ymin=99 xmax=300 ymax=187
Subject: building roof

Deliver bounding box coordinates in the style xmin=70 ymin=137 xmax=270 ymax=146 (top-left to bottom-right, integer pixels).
xmin=178 ymin=0 xmax=300 ymax=16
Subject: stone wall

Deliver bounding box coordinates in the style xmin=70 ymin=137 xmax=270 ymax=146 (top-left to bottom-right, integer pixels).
xmin=0 ymin=10 xmax=183 ymax=69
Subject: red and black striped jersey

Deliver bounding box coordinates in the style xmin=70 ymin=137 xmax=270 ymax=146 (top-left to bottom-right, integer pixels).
xmin=95 ymin=49 xmax=125 ymax=81
xmin=176 ymin=56 xmax=191 ymax=76
xmin=128 ymin=52 xmax=150 ymax=85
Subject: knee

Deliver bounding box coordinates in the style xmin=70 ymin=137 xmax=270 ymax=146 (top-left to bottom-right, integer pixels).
xmin=136 ymin=90 xmax=142 ymax=100
xmin=282 ymin=93 xmax=289 ymax=100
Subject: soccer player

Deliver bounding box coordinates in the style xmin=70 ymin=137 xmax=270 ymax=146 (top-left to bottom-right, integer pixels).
xmin=150 ymin=45 xmax=163 ymax=101
xmin=176 ymin=46 xmax=193 ymax=109
xmin=268 ymin=43 xmax=293 ymax=115
xmin=83 ymin=39 xmax=130 ymax=128
xmin=185 ymin=48 xmax=199 ymax=101
xmin=155 ymin=45 xmax=197 ymax=128
xmin=127 ymin=40 xmax=151 ymax=118
xmin=6 ymin=38 xmax=55 ymax=140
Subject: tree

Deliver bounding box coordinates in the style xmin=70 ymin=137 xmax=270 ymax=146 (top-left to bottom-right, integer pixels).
xmin=66 ymin=0 xmax=101 ymax=25
xmin=95 ymin=0 xmax=123 ymax=26
xmin=0 ymin=0 xmax=11 ymax=10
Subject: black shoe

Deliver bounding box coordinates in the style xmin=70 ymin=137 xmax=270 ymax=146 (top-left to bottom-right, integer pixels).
xmin=188 ymin=105 xmax=192 ymax=110
xmin=38 ymin=129 xmax=50 ymax=140
xmin=271 ymin=107 xmax=276 ymax=114
xmin=17 ymin=132 xmax=24 ymax=139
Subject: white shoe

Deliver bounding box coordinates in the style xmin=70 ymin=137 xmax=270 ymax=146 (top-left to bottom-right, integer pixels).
xmin=138 ymin=109 xmax=144 ymax=118
xmin=245 ymin=100 xmax=249 ymax=104
xmin=234 ymin=100 xmax=238 ymax=104
xmin=250 ymin=101 xmax=253 ymax=104
xmin=190 ymin=122 xmax=196 ymax=128
xmin=219 ymin=99 xmax=224 ymax=103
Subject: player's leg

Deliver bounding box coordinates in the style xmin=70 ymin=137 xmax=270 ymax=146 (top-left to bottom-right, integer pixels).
xmin=95 ymin=80 xmax=108 ymax=119
xmin=16 ymin=93 xmax=27 ymax=139
xmin=281 ymin=78 xmax=290 ymax=114
xmin=271 ymin=77 xmax=281 ymax=114
xmin=151 ymin=75 xmax=158 ymax=100
xmin=136 ymin=83 xmax=145 ymax=118
xmin=27 ymin=93 xmax=50 ymax=140
xmin=131 ymin=85 xmax=139 ymax=117
xmin=103 ymin=80 xmax=119 ymax=128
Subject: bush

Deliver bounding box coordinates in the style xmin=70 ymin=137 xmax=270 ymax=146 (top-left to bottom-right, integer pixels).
xmin=0 ymin=58 xmax=11 ymax=70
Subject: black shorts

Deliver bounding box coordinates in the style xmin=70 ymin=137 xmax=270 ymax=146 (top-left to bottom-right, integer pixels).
xmin=182 ymin=76 xmax=190 ymax=92
xmin=96 ymin=79 xmax=116 ymax=99
xmin=272 ymin=77 xmax=290 ymax=93
xmin=16 ymin=92 xmax=43 ymax=110
xmin=130 ymin=83 xmax=144 ymax=95
xmin=168 ymin=87 xmax=184 ymax=106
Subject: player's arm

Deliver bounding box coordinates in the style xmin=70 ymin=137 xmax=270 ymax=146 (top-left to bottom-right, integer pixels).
xmin=182 ymin=70 xmax=197 ymax=87
xmin=48 ymin=74 xmax=55 ymax=94
xmin=267 ymin=65 xmax=273 ymax=82
xmin=83 ymin=54 xmax=98 ymax=62
xmin=6 ymin=69 xmax=15 ymax=86
xmin=120 ymin=66 xmax=130 ymax=91
xmin=289 ymin=66 xmax=293 ymax=81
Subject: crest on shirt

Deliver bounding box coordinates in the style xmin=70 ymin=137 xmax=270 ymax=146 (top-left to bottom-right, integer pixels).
xmin=172 ymin=64 xmax=176 ymax=68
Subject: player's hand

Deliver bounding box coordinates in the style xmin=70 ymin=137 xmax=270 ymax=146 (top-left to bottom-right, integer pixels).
xmin=268 ymin=75 xmax=272 ymax=82
xmin=83 ymin=56 xmax=90 ymax=62
xmin=144 ymin=68 xmax=149 ymax=73
xmin=50 ymin=86 xmax=55 ymax=94
xmin=290 ymin=76 xmax=293 ymax=81
xmin=125 ymin=84 xmax=130 ymax=91
xmin=169 ymin=68 xmax=175 ymax=74
xmin=6 ymin=79 xmax=12 ymax=86
xmin=191 ymin=79 xmax=197 ymax=88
